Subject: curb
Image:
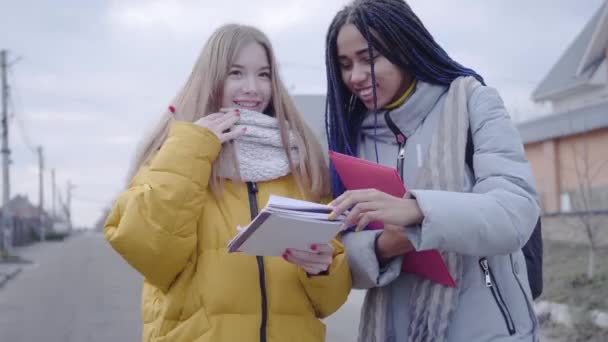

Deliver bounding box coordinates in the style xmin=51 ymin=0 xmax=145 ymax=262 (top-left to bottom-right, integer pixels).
xmin=535 ymin=300 xmax=608 ymax=330
xmin=0 ymin=266 xmax=23 ymax=289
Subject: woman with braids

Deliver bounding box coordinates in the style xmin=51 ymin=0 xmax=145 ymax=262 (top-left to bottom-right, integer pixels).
xmin=325 ymin=0 xmax=540 ymax=341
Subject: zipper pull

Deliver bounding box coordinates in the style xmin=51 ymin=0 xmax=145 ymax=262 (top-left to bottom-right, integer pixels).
xmin=395 ymin=134 xmax=407 ymax=180
xmin=247 ymin=181 xmax=258 ymax=195
xmin=479 ymin=258 xmax=493 ymax=288
xmin=397 ymin=134 xmax=406 ymax=160
xmin=398 ymin=145 xmax=406 ymax=160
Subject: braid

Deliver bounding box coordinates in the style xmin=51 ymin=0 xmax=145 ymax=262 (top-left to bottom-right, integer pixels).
xmin=325 ymin=10 xmax=356 ymax=194
xmin=363 ymin=0 xmax=482 ymax=84
xmin=356 ymin=8 xmax=383 ymax=163
xmin=325 ymin=0 xmax=484 ymax=196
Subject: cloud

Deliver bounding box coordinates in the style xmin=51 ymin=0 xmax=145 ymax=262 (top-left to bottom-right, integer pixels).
xmin=106 ymin=0 xmax=335 ymax=36
xmin=28 ymin=110 xmax=104 ymax=124
xmin=0 ymin=0 xmax=604 ymax=227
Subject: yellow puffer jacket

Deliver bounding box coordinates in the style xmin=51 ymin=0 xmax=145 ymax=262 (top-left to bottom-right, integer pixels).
xmin=104 ymin=121 xmax=351 ymax=342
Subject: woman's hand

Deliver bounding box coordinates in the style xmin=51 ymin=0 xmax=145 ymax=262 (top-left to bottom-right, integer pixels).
xmin=376 ymin=224 xmax=414 ymax=264
xmin=328 ymin=189 xmax=424 ymax=231
xmin=193 ymin=108 xmax=246 ymax=143
xmin=282 ymin=244 xmax=334 ymax=275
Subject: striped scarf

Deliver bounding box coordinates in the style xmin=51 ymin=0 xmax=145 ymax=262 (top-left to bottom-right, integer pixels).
xmin=359 ymin=77 xmax=481 ymax=342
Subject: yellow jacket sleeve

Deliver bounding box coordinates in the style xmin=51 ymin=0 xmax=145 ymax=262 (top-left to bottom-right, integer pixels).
xmin=104 ymin=121 xmax=221 ymax=293
xmin=297 ymin=238 xmax=352 ymax=318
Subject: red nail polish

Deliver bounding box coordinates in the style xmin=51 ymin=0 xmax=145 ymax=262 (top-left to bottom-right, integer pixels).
xmin=311 ymin=244 xmax=318 ymax=251
xmin=242 ymin=128 xmax=247 ymax=132
xmin=282 ymin=253 xmax=288 ymax=260
xmin=285 ymin=249 xmax=291 ymax=255
xmin=168 ymin=106 xmax=176 ymax=114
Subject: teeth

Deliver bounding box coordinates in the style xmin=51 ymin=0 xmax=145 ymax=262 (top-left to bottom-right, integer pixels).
xmin=359 ymin=88 xmax=373 ymax=97
xmin=235 ymin=101 xmax=258 ymax=108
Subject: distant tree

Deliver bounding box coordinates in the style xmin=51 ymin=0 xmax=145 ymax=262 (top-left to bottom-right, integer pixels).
xmin=561 ymin=130 xmax=608 ymax=280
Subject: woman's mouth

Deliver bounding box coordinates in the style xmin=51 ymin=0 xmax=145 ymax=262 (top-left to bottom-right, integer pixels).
xmin=233 ymin=100 xmax=262 ymax=109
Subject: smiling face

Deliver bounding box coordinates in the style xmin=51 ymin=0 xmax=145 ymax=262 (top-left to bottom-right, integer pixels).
xmin=336 ymin=23 xmax=412 ymax=109
xmin=221 ymin=42 xmax=272 ymax=113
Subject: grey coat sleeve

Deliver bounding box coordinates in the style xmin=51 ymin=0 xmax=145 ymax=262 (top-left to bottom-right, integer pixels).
xmin=405 ymin=86 xmax=540 ymax=256
xmin=341 ymin=230 xmax=404 ymax=289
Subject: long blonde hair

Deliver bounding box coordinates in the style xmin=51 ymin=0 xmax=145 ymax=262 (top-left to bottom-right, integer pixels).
xmin=127 ymin=24 xmax=329 ymax=200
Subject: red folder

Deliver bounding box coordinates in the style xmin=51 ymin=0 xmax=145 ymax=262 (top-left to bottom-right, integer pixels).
xmin=329 ymin=151 xmax=456 ymax=287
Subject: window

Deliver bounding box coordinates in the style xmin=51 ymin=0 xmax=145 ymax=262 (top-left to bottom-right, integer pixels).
xmin=560 ymin=192 xmax=572 ymax=212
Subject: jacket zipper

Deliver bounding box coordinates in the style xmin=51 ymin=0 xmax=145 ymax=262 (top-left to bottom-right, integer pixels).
xmin=510 ymin=255 xmax=538 ymax=333
xmin=397 ymin=144 xmax=406 ymax=180
xmin=383 ymin=111 xmax=407 ymax=180
xmin=247 ymin=182 xmax=268 ymax=342
xmin=479 ymin=258 xmax=516 ymax=335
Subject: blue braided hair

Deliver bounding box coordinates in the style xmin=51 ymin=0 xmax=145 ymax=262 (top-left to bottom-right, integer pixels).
xmin=325 ymin=0 xmax=485 ymax=196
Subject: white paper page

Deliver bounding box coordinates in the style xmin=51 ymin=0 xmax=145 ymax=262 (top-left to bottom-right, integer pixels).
xmin=265 ymin=207 xmax=344 ymax=221
xmin=237 ymin=214 xmax=343 ymax=256
xmin=266 ymin=195 xmax=333 ymax=213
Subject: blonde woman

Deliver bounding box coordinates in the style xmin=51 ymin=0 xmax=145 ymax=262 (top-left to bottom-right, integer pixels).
xmin=104 ymin=24 xmax=351 ymax=342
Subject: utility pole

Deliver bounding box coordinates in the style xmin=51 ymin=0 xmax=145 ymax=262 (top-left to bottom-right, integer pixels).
xmin=51 ymin=168 xmax=56 ymax=222
xmin=1 ymin=50 xmax=12 ymax=257
xmin=37 ymin=146 xmax=45 ymax=241
xmin=66 ymin=180 xmax=75 ymax=233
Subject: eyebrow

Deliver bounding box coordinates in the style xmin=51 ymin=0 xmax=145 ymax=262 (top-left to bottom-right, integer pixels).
xmin=356 ymin=47 xmax=372 ymax=56
xmin=231 ymin=64 xmax=270 ymax=71
xmin=338 ymin=47 xmax=376 ymax=60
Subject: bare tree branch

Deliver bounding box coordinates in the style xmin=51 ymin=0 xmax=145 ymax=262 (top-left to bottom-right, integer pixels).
xmin=562 ymin=120 xmax=606 ymax=280
xmin=591 ymin=158 xmax=608 ymax=181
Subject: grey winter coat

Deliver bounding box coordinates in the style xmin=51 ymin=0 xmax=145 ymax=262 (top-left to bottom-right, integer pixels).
xmin=342 ymin=80 xmax=541 ymax=341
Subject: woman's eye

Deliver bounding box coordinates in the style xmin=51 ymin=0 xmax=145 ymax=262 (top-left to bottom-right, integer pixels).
xmin=259 ymin=72 xmax=271 ymax=78
xmin=364 ymin=55 xmax=378 ymax=64
xmin=229 ymin=70 xmax=242 ymax=76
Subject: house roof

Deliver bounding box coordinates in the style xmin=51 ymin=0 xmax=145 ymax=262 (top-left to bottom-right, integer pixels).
xmin=532 ymin=3 xmax=607 ymax=101
xmin=517 ymin=100 xmax=608 ymax=144
xmin=0 ymin=195 xmax=40 ymax=219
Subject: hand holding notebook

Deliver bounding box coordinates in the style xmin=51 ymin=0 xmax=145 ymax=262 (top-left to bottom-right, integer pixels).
xmin=329 ymin=151 xmax=456 ymax=287
xmin=227 ymin=195 xmax=345 ymax=256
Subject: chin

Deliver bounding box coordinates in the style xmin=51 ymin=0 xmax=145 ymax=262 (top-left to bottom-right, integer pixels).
xmin=363 ymin=102 xmax=385 ymax=110
xmin=360 ymin=97 xmax=389 ymax=110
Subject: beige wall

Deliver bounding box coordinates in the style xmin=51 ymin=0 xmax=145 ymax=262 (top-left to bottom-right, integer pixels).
xmin=556 ymin=129 xmax=608 ymax=191
xmin=526 ymin=141 xmax=559 ymax=212
xmin=524 ymin=127 xmax=608 ymax=213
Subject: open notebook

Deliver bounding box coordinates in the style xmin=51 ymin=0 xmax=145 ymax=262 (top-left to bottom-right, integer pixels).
xmin=227 ymin=196 xmax=345 ymax=256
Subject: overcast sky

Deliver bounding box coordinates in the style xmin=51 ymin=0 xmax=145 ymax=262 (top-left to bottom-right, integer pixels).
xmin=0 ymin=0 xmax=604 ymax=227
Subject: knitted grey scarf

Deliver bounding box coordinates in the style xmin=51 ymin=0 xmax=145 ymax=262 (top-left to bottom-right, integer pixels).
xmin=359 ymin=77 xmax=481 ymax=342
xmin=217 ymin=109 xmax=300 ymax=182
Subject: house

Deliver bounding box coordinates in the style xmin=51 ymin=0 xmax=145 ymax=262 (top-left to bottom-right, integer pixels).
xmin=521 ymin=2 xmax=608 ymax=214
xmin=2 ymin=195 xmax=40 ymax=219
xmin=0 ymin=195 xmax=50 ymax=246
